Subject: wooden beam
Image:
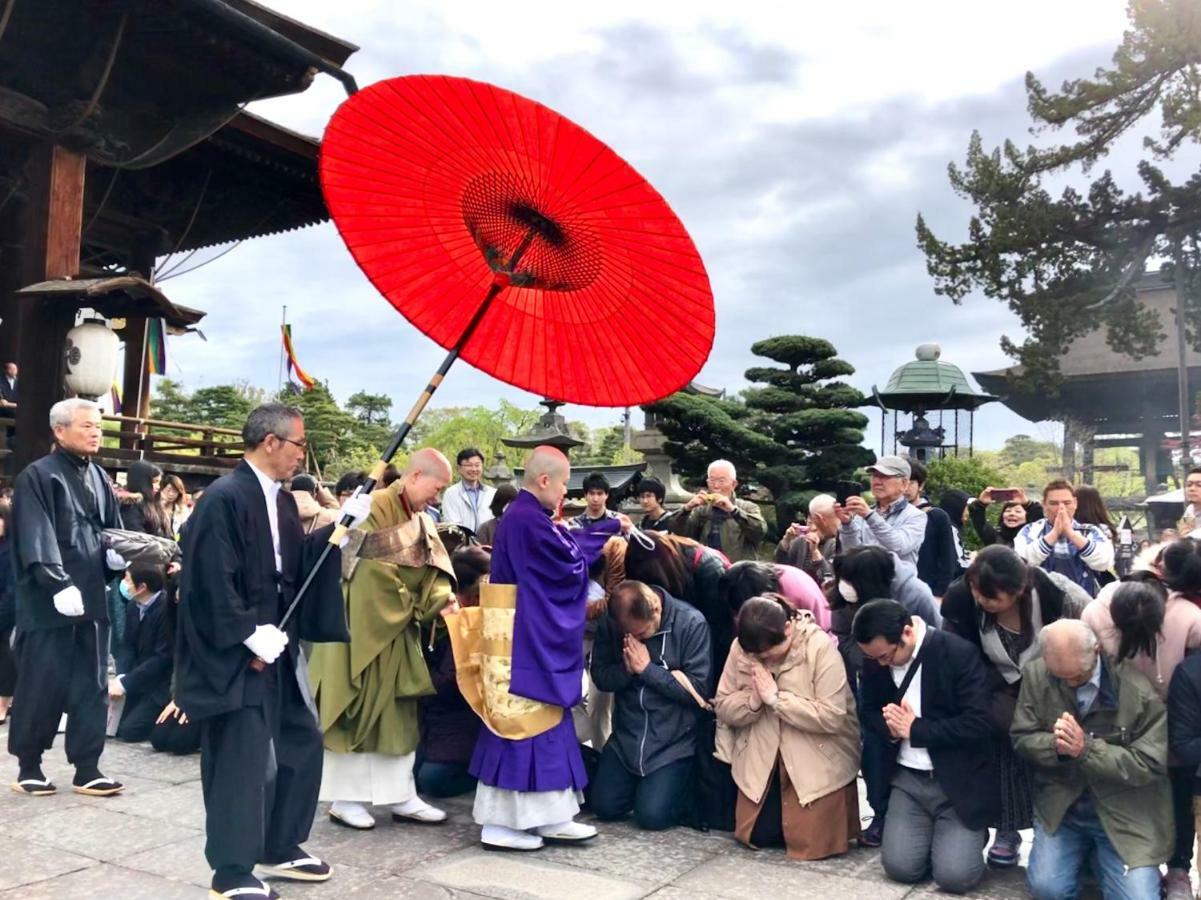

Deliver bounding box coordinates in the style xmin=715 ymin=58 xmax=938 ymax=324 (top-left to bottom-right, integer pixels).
xmin=12 ymin=143 xmax=85 ymax=473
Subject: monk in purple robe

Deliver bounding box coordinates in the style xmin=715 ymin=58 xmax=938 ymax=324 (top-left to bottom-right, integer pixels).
xmin=470 ymin=446 xmax=626 ymax=851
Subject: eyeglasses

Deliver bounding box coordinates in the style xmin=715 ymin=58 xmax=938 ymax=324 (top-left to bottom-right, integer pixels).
xmin=275 ymin=435 xmax=308 ymax=450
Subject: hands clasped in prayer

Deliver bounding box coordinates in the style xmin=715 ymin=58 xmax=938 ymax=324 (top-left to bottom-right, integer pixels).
xmin=881 ymin=699 xmax=916 ymax=741
xmin=1052 ymin=711 xmax=1086 ymax=759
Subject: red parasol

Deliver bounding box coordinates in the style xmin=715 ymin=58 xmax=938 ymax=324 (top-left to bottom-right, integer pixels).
xmin=272 ymin=75 xmax=714 ymax=635
xmin=319 ymin=74 xmax=714 ymax=407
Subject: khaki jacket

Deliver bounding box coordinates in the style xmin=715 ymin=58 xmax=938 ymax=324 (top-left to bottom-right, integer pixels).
xmin=678 ymin=496 xmax=766 ymax=562
xmin=713 ymin=613 xmax=860 ymax=805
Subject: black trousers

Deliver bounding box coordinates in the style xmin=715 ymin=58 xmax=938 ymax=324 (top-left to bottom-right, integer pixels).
xmin=199 ymin=659 xmax=323 ymax=876
xmin=0 ymin=627 xmax=16 ymax=696
xmin=150 ymin=715 xmax=201 ymax=756
xmin=116 ymin=691 xmax=168 ymax=744
xmin=7 ymin=622 xmax=109 ymax=770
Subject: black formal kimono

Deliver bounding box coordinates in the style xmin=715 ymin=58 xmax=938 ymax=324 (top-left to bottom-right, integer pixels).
xmin=176 ymin=460 xmax=346 ymax=878
xmin=115 ymin=593 xmax=173 ymax=743
xmin=7 ymin=446 xmax=123 ymax=774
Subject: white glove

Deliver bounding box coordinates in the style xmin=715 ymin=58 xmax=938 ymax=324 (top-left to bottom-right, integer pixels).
xmin=53 ymin=585 xmax=85 ymax=617
xmin=243 ymin=624 xmax=289 ymax=665
xmin=105 ymin=549 xmax=128 ymax=569
xmin=339 ymin=492 xmax=373 ymax=529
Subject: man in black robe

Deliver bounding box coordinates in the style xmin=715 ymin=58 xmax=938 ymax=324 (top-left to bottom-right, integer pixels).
xmin=8 ymin=397 xmax=127 ymax=796
xmin=176 ymin=403 xmax=371 ymax=900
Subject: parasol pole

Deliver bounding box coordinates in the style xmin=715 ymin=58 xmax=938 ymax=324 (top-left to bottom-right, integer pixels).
xmin=271 ymin=229 xmax=538 ymax=635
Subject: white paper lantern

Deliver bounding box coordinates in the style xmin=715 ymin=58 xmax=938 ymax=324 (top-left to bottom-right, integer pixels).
xmin=63 ymin=319 xmax=119 ymax=400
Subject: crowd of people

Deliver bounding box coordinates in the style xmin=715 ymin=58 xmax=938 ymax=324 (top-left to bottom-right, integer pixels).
xmin=3 ymin=400 xmax=1201 ymax=900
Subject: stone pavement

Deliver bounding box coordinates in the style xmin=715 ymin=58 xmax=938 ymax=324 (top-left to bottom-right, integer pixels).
xmin=0 ymin=722 xmax=1041 ymax=900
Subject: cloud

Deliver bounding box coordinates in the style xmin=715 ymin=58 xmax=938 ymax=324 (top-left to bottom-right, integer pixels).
xmin=160 ymin=1 xmax=1135 ymax=452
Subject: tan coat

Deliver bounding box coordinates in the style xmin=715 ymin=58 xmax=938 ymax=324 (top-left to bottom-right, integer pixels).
xmin=713 ymin=613 xmax=860 ymax=806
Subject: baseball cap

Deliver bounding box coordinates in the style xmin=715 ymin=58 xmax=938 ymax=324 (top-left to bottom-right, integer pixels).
xmin=866 ymin=455 xmax=911 ymax=479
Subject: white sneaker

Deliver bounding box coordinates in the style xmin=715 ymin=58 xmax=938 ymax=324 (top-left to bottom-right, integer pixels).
xmin=328 ymin=800 xmax=375 ymax=830
xmin=481 ymin=824 xmax=544 ymax=851
xmin=535 ymin=820 xmax=597 ymax=842
xmin=390 ymin=797 xmax=447 ymax=824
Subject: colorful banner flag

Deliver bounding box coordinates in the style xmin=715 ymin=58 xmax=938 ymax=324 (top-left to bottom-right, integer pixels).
xmin=110 ymin=380 xmax=122 ymax=415
xmin=145 ymin=317 xmax=167 ymax=376
xmin=281 ymin=324 xmax=316 ymax=391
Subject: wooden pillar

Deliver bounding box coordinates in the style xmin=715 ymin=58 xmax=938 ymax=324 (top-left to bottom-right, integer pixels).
xmin=1140 ymin=425 xmax=1160 ymax=494
xmin=1061 ymin=420 xmax=1077 ymax=482
xmin=1081 ymin=438 xmax=1095 ymax=485
xmin=119 ymin=315 xmax=147 ymax=450
xmin=12 ymin=143 xmax=85 ymax=474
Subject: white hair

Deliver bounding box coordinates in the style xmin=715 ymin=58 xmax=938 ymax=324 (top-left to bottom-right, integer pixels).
xmin=49 ymin=398 xmax=101 ymax=429
xmin=809 ymin=494 xmax=836 ymax=515
xmin=1038 ymin=618 xmax=1099 ymax=658
xmin=708 ymin=459 xmax=736 ymax=480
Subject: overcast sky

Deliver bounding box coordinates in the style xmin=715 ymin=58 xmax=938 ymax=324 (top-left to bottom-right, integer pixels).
xmin=156 ymin=0 xmax=1140 ymax=451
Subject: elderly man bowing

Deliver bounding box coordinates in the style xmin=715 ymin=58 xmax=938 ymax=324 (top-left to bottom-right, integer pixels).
xmin=1012 ymin=618 xmax=1171 ymax=900
xmin=311 ymin=449 xmax=456 ymax=829
xmin=464 ymin=445 xmax=629 ymax=851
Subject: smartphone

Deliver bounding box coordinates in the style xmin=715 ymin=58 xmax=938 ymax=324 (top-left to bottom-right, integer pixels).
xmin=990 ymin=488 xmax=1019 ymax=503
xmin=834 ymin=481 xmax=863 ymax=504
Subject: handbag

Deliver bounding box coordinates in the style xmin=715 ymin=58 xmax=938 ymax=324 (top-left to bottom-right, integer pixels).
xmin=444 ymin=580 xmax=564 ymax=740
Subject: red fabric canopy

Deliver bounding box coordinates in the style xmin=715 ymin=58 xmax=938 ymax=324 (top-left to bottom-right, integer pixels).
xmin=320 ymin=75 xmax=714 ymax=407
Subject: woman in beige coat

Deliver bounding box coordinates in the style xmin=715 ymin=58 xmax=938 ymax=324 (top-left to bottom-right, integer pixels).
xmin=714 ymin=594 xmax=861 ymax=860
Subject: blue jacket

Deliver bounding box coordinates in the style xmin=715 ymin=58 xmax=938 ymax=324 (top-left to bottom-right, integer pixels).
xmin=591 ymin=589 xmax=712 ymax=776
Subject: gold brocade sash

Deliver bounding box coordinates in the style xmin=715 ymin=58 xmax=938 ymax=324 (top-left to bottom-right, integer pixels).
xmin=444 ymin=581 xmax=564 ymax=740
xmin=341 ymin=513 xmax=455 ymax=582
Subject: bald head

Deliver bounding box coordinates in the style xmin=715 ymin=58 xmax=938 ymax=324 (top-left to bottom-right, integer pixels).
xmin=400 ymin=448 xmax=452 ymax=511
xmin=1040 ymin=619 xmax=1100 ymax=686
xmin=523 ymin=446 xmax=569 ymax=485
xmin=405 ymin=448 xmax=452 ymax=480
xmin=522 ymin=445 xmax=570 ymax=511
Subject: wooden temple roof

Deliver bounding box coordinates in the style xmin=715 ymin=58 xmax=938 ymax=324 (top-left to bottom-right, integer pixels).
xmin=0 ymin=0 xmax=356 ymax=169
xmin=80 ymin=110 xmax=327 ymax=264
xmin=974 ymin=271 xmax=1195 ymax=430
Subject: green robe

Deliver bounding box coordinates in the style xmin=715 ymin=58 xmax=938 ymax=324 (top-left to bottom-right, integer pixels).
xmin=309 ymin=489 xmax=454 ymax=756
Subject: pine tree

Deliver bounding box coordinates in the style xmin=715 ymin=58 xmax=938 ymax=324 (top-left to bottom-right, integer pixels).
xmin=916 ymin=0 xmax=1201 ymax=386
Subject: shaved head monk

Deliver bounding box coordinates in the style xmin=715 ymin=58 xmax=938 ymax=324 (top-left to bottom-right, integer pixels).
xmin=310 ymin=446 xmax=457 ymax=831
xmin=466 ymin=445 xmax=631 ymax=850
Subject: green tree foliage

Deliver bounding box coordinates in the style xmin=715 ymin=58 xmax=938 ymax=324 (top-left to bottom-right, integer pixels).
xmin=916 ymin=0 xmax=1201 ymax=387
xmin=347 ymin=391 xmax=393 ymax=427
xmin=925 ymin=456 xmax=1006 ymax=503
xmin=410 ymin=402 xmax=541 ymax=470
xmin=150 ymin=379 xmax=262 ymax=430
xmin=647 ymin=335 xmax=874 ymax=526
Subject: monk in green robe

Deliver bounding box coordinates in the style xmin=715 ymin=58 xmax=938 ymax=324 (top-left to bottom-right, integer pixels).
xmin=310 ymin=449 xmax=455 ymax=830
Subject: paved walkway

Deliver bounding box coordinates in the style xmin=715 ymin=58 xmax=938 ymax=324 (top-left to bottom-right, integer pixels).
xmin=0 ymin=723 xmax=1040 ymax=899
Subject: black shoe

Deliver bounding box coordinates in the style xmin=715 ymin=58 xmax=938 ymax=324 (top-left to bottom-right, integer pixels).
xmin=210 ymin=873 xmax=278 ymax=899
xmin=859 ymin=816 xmax=886 ymax=848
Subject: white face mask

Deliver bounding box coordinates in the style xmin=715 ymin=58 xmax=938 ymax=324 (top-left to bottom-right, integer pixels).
xmin=838 ymin=580 xmax=859 ymax=604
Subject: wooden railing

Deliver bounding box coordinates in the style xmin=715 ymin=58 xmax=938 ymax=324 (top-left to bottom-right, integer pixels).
xmin=98 ymin=414 xmax=244 ymax=472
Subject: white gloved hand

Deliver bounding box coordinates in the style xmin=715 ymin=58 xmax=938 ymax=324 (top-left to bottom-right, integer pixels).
xmin=53 ymin=585 xmax=85 ymax=617
xmin=105 ymin=548 xmax=128 ymax=569
xmin=243 ymin=624 xmax=289 ymax=665
xmin=339 ymin=492 xmax=373 ymax=529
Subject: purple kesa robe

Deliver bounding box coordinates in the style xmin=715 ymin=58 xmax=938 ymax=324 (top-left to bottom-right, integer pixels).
xmin=469 ymin=489 xmax=620 ymax=792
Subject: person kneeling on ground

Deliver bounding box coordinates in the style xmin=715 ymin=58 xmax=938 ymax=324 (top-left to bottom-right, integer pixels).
xmin=855 ymin=599 xmax=998 ymax=895
xmin=1012 ymin=618 xmax=1171 ymax=900
xmin=110 ymin=562 xmax=173 ymax=743
xmin=589 ymin=579 xmax=711 ymax=830
xmin=715 ymin=595 xmax=861 ymax=859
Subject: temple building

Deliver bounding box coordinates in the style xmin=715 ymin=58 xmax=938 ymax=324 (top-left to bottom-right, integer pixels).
xmin=974 ymin=270 xmax=1198 ymax=492
xmin=0 ymin=0 xmax=357 ymax=476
